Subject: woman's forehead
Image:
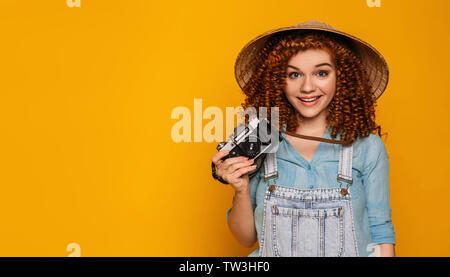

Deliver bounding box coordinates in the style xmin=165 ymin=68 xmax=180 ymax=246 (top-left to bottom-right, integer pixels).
xmin=288 ymin=48 xmax=334 ymax=67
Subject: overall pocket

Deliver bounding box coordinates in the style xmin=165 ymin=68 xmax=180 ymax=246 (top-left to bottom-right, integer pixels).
xmin=271 ymin=205 xmax=344 ymax=257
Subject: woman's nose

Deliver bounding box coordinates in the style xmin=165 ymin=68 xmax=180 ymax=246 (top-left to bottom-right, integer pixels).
xmin=301 ymin=75 xmax=315 ymax=93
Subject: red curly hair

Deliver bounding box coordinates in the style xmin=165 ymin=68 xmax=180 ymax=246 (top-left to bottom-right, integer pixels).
xmin=241 ymin=30 xmax=385 ymax=146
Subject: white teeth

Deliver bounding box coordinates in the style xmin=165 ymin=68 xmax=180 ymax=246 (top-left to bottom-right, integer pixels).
xmin=299 ymin=96 xmax=320 ymax=102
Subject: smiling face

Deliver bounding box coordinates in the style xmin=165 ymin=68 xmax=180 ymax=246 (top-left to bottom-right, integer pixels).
xmin=284 ymin=48 xmax=337 ymax=120
xmin=243 ymin=32 xmax=379 ymax=145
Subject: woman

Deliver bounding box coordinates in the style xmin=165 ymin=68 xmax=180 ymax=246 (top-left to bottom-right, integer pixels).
xmin=211 ymin=20 xmax=396 ymax=257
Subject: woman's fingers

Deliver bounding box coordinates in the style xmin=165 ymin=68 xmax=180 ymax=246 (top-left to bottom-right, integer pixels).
xmin=220 ymin=156 xmax=249 ymax=171
xmin=221 ymin=159 xmax=254 ymax=181
xmin=211 ymin=150 xmax=230 ymax=167
xmin=229 ymin=164 xmax=258 ymax=181
xmin=212 ymin=150 xmax=257 ymax=185
xmin=226 ymin=159 xmax=254 ymax=174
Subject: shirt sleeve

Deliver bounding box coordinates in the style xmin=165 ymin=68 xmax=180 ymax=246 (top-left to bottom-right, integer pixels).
xmin=361 ymin=134 xmax=396 ymax=245
xmin=226 ymin=169 xmax=261 ymax=221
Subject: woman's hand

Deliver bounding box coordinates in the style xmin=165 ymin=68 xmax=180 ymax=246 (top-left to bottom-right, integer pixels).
xmin=211 ymin=150 xmax=257 ymax=193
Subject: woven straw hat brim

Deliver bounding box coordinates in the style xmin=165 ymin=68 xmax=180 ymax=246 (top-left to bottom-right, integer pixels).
xmin=234 ymin=20 xmax=389 ymax=100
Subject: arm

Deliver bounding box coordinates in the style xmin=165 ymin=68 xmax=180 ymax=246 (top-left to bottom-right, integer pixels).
xmin=212 ymin=150 xmax=259 ymax=248
xmin=226 ymin=164 xmax=260 ymax=248
xmin=227 ymin=187 xmax=257 ymax=248
xmin=362 ymin=135 xmax=396 ymax=256
xmin=378 ymin=243 xmax=395 ymax=257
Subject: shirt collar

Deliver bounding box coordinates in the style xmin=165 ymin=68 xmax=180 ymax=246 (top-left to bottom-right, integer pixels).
xmin=278 ymin=127 xmax=334 ymax=168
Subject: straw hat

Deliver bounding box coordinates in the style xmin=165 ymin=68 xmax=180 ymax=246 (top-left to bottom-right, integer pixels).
xmin=234 ymin=19 xmax=389 ymax=100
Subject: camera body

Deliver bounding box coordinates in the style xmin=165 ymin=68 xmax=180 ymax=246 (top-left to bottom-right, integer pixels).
xmin=213 ymin=116 xmax=282 ymax=181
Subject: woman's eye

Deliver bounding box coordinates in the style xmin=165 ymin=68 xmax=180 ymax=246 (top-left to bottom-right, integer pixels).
xmin=288 ymin=71 xmax=328 ymax=78
xmin=288 ymin=72 xmax=300 ymax=78
xmin=317 ymin=71 xmax=328 ymax=77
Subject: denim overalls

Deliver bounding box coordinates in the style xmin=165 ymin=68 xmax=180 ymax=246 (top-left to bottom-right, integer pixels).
xmin=258 ymin=144 xmax=359 ymax=257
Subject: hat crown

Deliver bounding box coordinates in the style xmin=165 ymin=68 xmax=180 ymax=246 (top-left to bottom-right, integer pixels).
xmin=292 ymin=19 xmax=338 ymax=31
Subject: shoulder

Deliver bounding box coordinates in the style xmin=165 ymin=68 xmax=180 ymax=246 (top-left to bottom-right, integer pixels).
xmin=353 ymin=133 xmax=389 ymax=170
xmin=355 ymin=133 xmax=386 ymax=151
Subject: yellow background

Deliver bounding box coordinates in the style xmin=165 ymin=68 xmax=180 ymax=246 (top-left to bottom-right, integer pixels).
xmin=0 ymin=0 xmax=449 ymax=256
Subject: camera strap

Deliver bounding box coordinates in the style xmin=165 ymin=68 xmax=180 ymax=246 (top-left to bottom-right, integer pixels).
xmin=280 ymin=130 xmax=344 ymax=145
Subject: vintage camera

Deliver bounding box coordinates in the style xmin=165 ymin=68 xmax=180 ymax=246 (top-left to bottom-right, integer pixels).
xmin=211 ymin=116 xmax=282 ymax=183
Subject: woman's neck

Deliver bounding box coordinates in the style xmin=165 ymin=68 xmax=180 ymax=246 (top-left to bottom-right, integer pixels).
xmin=295 ymin=112 xmax=328 ymax=137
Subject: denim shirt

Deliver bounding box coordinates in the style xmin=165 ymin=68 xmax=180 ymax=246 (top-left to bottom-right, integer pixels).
xmin=227 ymin=128 xmax=396 ymax=257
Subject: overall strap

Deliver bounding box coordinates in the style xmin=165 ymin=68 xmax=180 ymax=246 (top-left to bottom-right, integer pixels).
xmin=338 ymin=144 xmax=353 ymax=184
xmin=264 ymin=152 xmax=278 ymax=182
xmin=263 ymin=143 xmax=354 ymax=184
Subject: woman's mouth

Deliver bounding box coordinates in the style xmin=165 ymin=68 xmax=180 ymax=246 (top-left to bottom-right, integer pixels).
xmin=297 ymin=95 xmax=322 ymax=106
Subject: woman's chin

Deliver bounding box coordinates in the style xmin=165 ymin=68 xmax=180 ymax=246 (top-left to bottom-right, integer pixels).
xmin=297 ymin=110 xmax=321 ymax=119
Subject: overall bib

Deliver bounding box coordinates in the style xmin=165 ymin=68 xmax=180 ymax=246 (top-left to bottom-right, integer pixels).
xmin=258 ymin=145 xmax=359 ymax=257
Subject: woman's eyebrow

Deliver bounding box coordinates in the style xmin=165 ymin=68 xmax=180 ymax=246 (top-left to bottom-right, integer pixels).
xmin=315 ymin=63 xmax=334 ymax=68
xmin=287 ymin=63 xmax=334 ymax=70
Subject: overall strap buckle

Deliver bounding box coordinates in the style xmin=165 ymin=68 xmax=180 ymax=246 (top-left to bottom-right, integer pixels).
xmin=264 ymin=152 xmax=278 ymax=183
xmin=338 ymin=145 xmax=353 ymax=196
